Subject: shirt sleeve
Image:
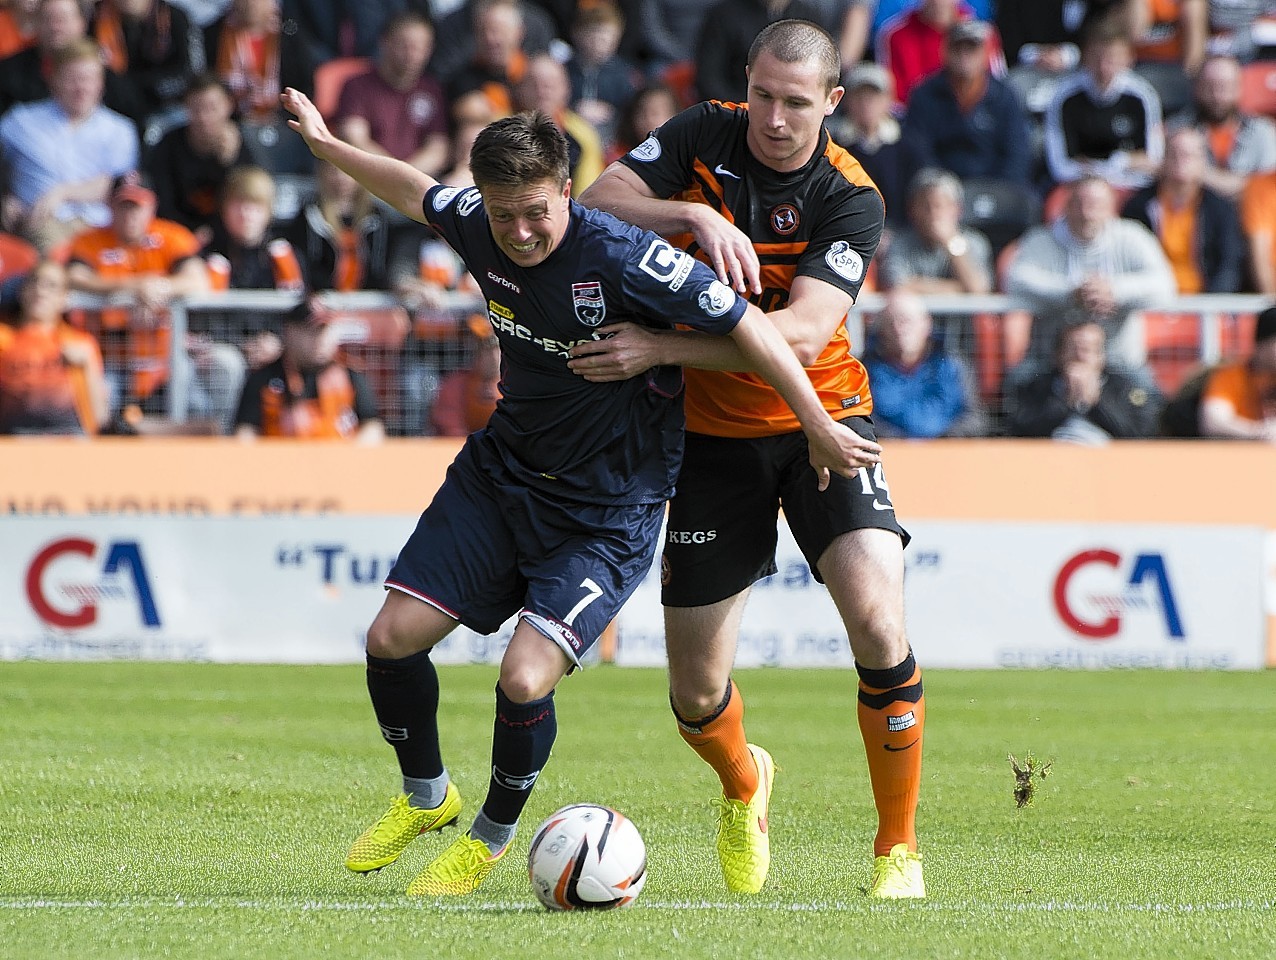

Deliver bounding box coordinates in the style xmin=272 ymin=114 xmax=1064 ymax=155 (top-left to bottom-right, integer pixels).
xmin=615 ymin=102 xmax=709 ymax=199
xmin=797 ymin=184 xmax=884 ymax=301
xmin=620 ymin=232 xmax=748 ymax=335
xmin=420 ymin=183 xmax=478 ymax=267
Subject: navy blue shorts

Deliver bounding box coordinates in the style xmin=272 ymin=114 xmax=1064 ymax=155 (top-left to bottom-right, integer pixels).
xmin=661 ymin=417 xmax=909 ymax=608
xmin=386 ymin=437 xmax=665 ymax=664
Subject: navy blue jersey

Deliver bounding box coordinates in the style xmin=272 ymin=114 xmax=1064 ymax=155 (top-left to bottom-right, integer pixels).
xmin=422 ymin=184 xmax=749 ymax=505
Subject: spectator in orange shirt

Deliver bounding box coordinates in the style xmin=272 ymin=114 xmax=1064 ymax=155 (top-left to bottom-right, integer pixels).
xmin=429 ymin=313 xmax=501 ymax=437
xmin=1199 ymin=304 xmax=1276 ymax=441
xmin=65 ymin=170 xmax=245 ymax=431
xmin=1170 ymin=54 xmax=1276 ymax=201
xmin=203 ymin=0 xmax=314 ymax=123
xmin=1122 ymin=126 xmax=1245 ymax=293
xmin=0 ymin=258 xmax=108 ymax=433
xmin=234 ymin=296 xmax=383 ymax=441
xmin=1240 ymin=169 xmax=1276 ymax=294
xmin=0 ymin=0 xmax=38 ymax=59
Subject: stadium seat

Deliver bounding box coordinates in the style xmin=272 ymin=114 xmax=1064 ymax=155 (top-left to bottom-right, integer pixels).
xmin=961 ymin=177 xmax=1042 ymax=258
xmin=1142 ymin=310 xmax=1202 ymax=395
xmin=243 ymin=119 xmax=316 ymax=175
xmin=1239 ymin=61 xmax=1276 ymax=118
xmin=313 ymin=56 xmax=372 ymax=119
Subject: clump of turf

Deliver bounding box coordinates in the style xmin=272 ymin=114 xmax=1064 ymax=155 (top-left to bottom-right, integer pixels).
xmin=1008 ymin=751 xmax=1053 ymax=808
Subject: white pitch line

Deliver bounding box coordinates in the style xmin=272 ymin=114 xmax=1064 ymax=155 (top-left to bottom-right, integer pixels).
xmin=1 ymin=899 xmax=1272 ymax=913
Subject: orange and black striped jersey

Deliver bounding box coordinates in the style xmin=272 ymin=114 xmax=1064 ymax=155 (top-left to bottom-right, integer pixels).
xmin=618 ymin=100 xmax=884 ymax=438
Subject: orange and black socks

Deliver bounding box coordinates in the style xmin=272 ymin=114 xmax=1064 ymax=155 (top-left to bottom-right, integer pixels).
xmin=856 ymin=651 xmax=924 ymax=856
xmin=672 ymin=679 xmax=759 ymax=802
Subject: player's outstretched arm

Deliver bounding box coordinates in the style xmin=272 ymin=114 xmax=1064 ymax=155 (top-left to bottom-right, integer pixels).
xmin=281 ymin=87 xmax=436 ymax=224
xmin=728 ymin=303 xmax=880 ymax=490
xmin=582 ymin=164 xmax=762 ymax=296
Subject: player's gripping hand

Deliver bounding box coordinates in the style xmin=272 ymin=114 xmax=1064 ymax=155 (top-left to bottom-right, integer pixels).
xmin=686 ymin=205 xmax=763 ymax=297
xmin=567 ymin=323 xmax=663 ymax=381
xmin=281 ymin=87 xmax=332 ymax=152
xmin=804 ymin=419 xmax=882 ymax=492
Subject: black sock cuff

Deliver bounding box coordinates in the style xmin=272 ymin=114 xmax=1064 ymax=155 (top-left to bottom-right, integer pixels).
xmin=855 ymin=650 xmax=918 ymax=690
xmin=670 ymin=678 xmax=733 ymax=728
xmin=366 ymin=647 xmax=435 ymax=673
xmin=495 ymin=683 xmax=555 ymax=727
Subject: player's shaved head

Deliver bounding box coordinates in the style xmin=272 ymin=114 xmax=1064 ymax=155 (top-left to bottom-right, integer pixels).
xmin=747 ymin=19 xmax=841 ymax=94
xmin=469 ymin=110 xmax=570 ymax=192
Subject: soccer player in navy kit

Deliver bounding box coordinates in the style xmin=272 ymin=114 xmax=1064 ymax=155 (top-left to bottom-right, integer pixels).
xmin=280 ymin=87 xmax=881 ymax=896
xmin=576 ymin=19 xmax=927 ymax=899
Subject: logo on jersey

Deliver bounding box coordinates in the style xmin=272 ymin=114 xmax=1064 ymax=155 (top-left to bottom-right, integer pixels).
xmin=770 ymin=203 xmax=799 ymax=235
xmin=698 ymin=280 xmax=735 ymax=317
xmin=487 ymin=270 xmax=521 ymax=293
xmin=432 ymin=186 xmax=461 ymax=211
xmin=825 ymin=241 xmax=864 ymax=283
xmin=571 ymin=281 xmax=606 ymax=326
xmin=630 ymin=135 xmax=661 ymax=161
xmin=638 ymin=238 xmax=694 ymax=290
xmin=456 ymin=187 xmax=483 ymax=217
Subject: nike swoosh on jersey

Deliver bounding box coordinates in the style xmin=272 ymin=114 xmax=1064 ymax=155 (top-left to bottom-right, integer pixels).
xmin=714 ymin=163 xmax=741 ymax=179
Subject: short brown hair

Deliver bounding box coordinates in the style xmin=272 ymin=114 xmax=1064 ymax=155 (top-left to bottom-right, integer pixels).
xmin=51 ymin=37 xmax=103 ymax=73
xmin=747 ymin=19 xmax=841 ymax=94
xmin=222 ymin=165 xmax=276 ymax=207
xmin=469 ymin=110 xmax=570 ymax=191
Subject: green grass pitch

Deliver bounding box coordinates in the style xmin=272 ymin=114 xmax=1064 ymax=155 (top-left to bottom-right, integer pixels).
xmin=1 ymin=662 xmax=1273 ymax=960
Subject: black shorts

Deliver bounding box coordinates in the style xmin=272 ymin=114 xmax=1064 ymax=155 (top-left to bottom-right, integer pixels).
xmin=660 ymin=417 xmax=909 ymax=608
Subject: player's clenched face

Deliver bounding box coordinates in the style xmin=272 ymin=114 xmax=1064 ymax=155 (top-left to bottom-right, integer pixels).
xmin=744 ymin=49 xmax=843 ymax=173
xmin=482 ymin=178 xmax=572 ymax=268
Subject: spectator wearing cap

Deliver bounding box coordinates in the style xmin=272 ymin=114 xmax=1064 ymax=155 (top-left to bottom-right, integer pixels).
xmin=1043 ymin=13 xmax=1165 ymax=191
xmin=1199 ymin=306 xmax=1276 ymax=442
xmin=0 ymin=37 xmax=139 ymax=251
xmin=876 ymin=0 xmax=1005 ymax=106
xmin=234 ymin=298 xmax=384 ymax=442
xmin=829 ymin=62 xmax=906 ymax=224
xmin=64 ymin=170 xmax=246 ymax=432
xmin=901 ymin=19 xmax=1033 ymax=189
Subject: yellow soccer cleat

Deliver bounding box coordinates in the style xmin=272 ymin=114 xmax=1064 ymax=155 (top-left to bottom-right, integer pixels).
xmin=712 ymin=743 xmax=775 ymax=894
xmin=344 ymin=784 xmax=462 ymax=874
xmin=868 ymin=842 xmax=926 ymax=899
xmin=407 ymin=832 xmax=509 ymax=896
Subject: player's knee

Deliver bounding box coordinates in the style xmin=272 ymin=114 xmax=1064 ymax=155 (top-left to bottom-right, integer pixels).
xmin=847 ymin=610 xmax=908 ymax=664
xmin=497 ymin=666 xmax=556 ymax=703
xmin=668 ymin=678 xmax=724 ymax=720
xmin=365 ymin=614 xmax=418 ymax=660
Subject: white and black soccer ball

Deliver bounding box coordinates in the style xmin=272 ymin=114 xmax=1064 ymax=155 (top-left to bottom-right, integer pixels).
xmin=527 ymin=803 xmax=647 ymax=911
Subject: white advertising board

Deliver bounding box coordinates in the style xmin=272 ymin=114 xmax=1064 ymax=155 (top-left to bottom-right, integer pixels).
xmin=0 ymin=517 xmax=1266 ymax=669
xmin=617 ymin=520 xmax=1268 ymax=670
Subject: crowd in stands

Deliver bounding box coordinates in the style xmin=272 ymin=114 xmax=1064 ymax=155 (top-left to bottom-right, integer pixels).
xmin=1 ymin=0 xmax=1276 ymax=444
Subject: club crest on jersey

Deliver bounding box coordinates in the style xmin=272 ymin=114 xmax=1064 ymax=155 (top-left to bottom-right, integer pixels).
xmin=571 ymin=281 xmax=606 ymax=326
xmin=698 ymin=280 xmax=735 ymax=317
xmin=770 ymin=203 xmax=799 ymax=235
xmin=825 ymin=240 xmax=864 ymax=282
xmin=629 ymin=135 xmax=661 ymax=161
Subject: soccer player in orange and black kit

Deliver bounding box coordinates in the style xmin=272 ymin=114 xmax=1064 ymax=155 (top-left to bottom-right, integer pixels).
xmin=574 ymin=19 xmax=925 ymax=899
